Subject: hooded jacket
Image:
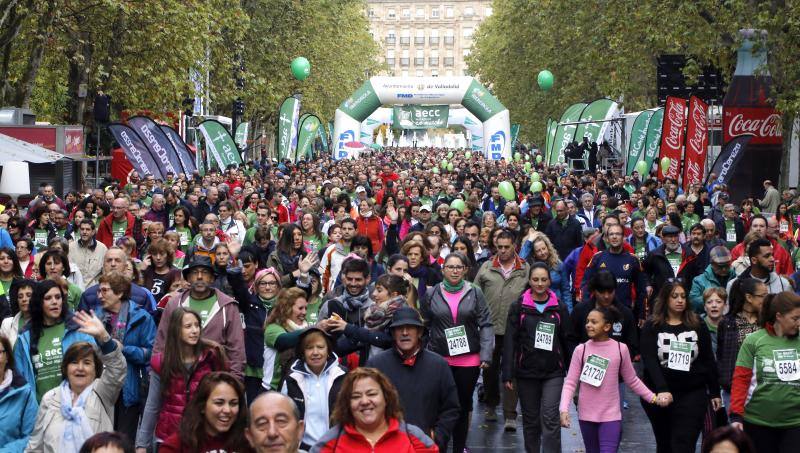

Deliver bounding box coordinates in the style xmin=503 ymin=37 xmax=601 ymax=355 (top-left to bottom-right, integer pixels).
xmin=96 ymin=211 xmax=138 ymax=249
xmin=689 ymin=265 xmax=735 ymax=313
xmin=319 ymin=241 xmax=350 ymax=294
xmin=153 ymin=288 xmax=246 ymax=379
xmin=282 ymin=356 xmax=346 ymax=447
xmin=502 ymin=289 xmax=576 ymax=381
xmin=0 ymin=371 xmax=38 ymax=451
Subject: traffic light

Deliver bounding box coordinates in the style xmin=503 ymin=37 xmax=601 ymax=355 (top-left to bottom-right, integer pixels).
xmin=233 ymin=98 xmax=245 ymax=116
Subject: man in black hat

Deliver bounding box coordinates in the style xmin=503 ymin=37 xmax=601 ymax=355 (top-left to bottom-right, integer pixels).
xmin=524 ymin=196 xmax=552 ymax=232
xmin=366 ymin=307 xmax=459 ymax=452
xmin=153 ymin=254 xmax=246 ymax=379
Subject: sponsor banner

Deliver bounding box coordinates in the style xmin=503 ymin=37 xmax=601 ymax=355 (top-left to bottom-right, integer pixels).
xmin=289 ymin=100 xmax=301 ymax=162
xmin=461 ymin=79 xmax=505 ymax=122
xmin=127 ymin=116 xmax=184 ymax=175
xmin=643 ymin=108 xmax=664 ymax=172
xmin=318 ymin=118 xmax=329 ymax=152
xmin=626 ymin=110 xmax=655 ymax=175
xmin=511 ymin=124 xmax=521 ymax=149
xmin=277 ymin=96 xmax=300 ymax=160
xmin=332 ymin=109 xmax=362 ymax=160
xmin=339 ymin=80 xmax=381 ymax=122
xmin=392 ymin=105 xmax=449 ymax=129
xmin=484 ymin=109 xmax=511 ymax=160
xmin=198 ymin=120 xmax=242 ymax=169
xmin=723 ymin=107 xmax=782 ymax=145
xmin=159 ymin=124 xmax=197 ymax=174
xmin=707 ymin=135 xmax=753 ymax=186
xmin=573 ymin=99 xmax=617 ymax=145
xmin=544 ymin=118 xmax=557 ymax=164
xmin=108 ymin=123 xmax=163 ymax=179
xmin=235 ymin=121 xmax=249 ymax=149
xmin=297 ymin=114 xmax=322 ymax=160
xmin=659 ymin=96 xmax=688 ymax=180
xmin=549 ymin=103 xmax=587 ymax=165
xmin=361 ymin=108 xmax=393 ymax=144
xmin=371 ymin=76 xmax=471 ymax=104
xmin=682 ymin=96 xmax=709 ymax=191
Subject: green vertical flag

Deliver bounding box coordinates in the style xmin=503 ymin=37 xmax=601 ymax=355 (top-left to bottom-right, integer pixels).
xmin=549 ymin=103 xmax=587 ymax=165
xmin=643 ymin=108 xmax=665 ymax=173
xmin=234 ymin=122 xmax=249 ymax=149
xmin=278 ymin=96 xmax=301 ymax=160
xmin=198 ymin=120 xmax=243 ymax=169
xmin=297 ymin=115 xmax=322 ymax=160
xmin=510 ymin=124 xmax=521 ymax=149
xmin=572 ymin=99 xmax=617 ymax=145
xmin=625 ymin=110 xmax=656 ymax=175
xmin=318 ymin=120 xmax=329 ymax=153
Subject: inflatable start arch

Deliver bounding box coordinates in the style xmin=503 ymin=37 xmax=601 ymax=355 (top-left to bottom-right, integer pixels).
xmin=333 ymin=76 xmax=511 ymax=160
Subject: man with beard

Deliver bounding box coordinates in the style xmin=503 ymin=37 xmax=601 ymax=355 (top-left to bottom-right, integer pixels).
xmin=730 ymin=215 xmax=794 ymax=276
xmin=689 ymin=246 xmax=735 ymax=313
xmin=727 ymin=238 xmax=792 ymax=295
xmin=153 ymin=254 xmax=245 ymax=379
xmin=367 ymin=307 xmax=460 ymax=452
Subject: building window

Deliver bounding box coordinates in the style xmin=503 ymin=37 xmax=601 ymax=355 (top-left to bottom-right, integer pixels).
xmin=416 ymin=70 xmax=424 ymax=77
xmin=415 ymin=29 xmax=425 ymax=45
xmin=486 ymin=6 xmax=493 ymax=16
xmin=416 ymin=8 xmax=425 ymax=18
xmin=463 ymin=49 xmax=471 ymax=57
xmin=429 ymin=56 xmax=439 ymax=66
xmin=387 ymin=9 xmax=395 ymax=19
xmin=429 ymin=29 xmax=439 ymax=45
xmin=415 ymin=57 xmax=424 ymax=66
xmin=368 ymin=9 xmax=375 ymax=18
xmin=446 ymin=7 xmax=454 ymax=18
xmin=444 ymin=57 xmax=454 ymax=67
xmin=432 ymin=69 xmax=439 ymax=77
xmin=400 ymin=58 xmax=410 ymax=67
xmin=400 ymin=29 xmax=410 ymax=45
xmin=402 ymin=8 xmax=410 ymax=18
xmin=463 ymin=7 xmax=474 ymax=17
xmin=431 ymin=8 xmax=439 ymax=18
xmin=444 ymin=30 xmax=454 ymax=45
xmin=462 ymin=27 xmax=473 ymax=39
xmin=386 ymin=58 xmax=396 ymax=65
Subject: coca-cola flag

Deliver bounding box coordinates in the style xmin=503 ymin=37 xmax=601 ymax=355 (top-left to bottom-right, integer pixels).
xmin=682 ymin=96 xmax=709 ymax=192
xmin=108 ymin=123 xmax=164 ymax=179
xmin=723 ymin=108 xmax=782 ymax=145
xmin=706 ymin=135 xmax=753 ymax=186
xmin=658 ymin=96 xmax=688 ymax=181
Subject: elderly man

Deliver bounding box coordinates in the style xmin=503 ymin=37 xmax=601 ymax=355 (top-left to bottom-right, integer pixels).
xmin=143 ymin=193 xmax=169 ymax=230
xmin=715 ymin=203 xmax=745 ymax=249
xmin=78 ymin=247 xmax=156 ymax=313
xmin=246 ymin=392 xmax=305 ymax=453
xmin=97 ymin=197 xmax=139 ymax=248
xmin=690 ymin=246 xmax=735 ymax=313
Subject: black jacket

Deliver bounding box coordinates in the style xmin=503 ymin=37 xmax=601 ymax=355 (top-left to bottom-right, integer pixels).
xmin=715 ymin=217 xmax=746 ymax=244
xmin=570 ymin=299 xmax=639 ymax=357
xmin=545 ymin=215 xmax=584 ymax=260
xmin=367 ymin=348 xmax=460 ymax=451
xmin=644 ymin=244 xmax=699 ymax=298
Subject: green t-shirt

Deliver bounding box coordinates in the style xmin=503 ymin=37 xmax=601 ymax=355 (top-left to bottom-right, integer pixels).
xmin=34 ymin=323 xmax=66 ymax=401
xmin=306 ymin=297 xmax=323 ymax=325
xmin=735 ymin=329 xmax=800 ymax=427
xmin=681 ymin=214 xmax=699 ymax=233
xmin=264 ymin=323 xmax=288 ymax=389
xmin=112 ymin=219 xmax=128 ymax=243
xmin=66 ymin=283 xmax=82 ymax=310
xmin=634 ymin=240 xmax=647 ymax=260
xmin=303 ymin=233 xmax=328 ymax=255
xmin=0 ymin=279 xmax=11 ymax=297
xmin=188 ymin=294 xmax=218 ymax=325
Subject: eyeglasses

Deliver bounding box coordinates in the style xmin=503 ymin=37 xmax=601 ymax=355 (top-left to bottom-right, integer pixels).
xmin=258 ymin=280 xmax=279 ymax=287
xmin=751 ymin=293 xmax=768 ymax=298
xmin=444 ymin=265 xmax=465 ymax=271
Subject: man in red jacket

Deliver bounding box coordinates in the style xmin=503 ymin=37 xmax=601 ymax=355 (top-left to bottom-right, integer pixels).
xmin=96 ymin=197 xmax=137 ymax=248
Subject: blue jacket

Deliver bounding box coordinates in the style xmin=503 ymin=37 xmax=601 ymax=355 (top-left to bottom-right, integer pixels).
xmin=79 ymin=283 xmax=157 ymax=314
xmin=13 ymin=315 xmax=95 ymax=400
xmin=94 ymin=302 xmax=156 ymax=407
xmin=0 ymin=372 xmax=37 ymax=452
xmin=549 ymin=262 xmax=573 ymax=312
xmin=0 ymin=228 xmax=14 ymax=251
xmin=625 ymin=233 xmax=662 ymax=259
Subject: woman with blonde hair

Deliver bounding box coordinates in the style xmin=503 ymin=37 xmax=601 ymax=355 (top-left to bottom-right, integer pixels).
xmin=521 ymin=233 xmax=573 ymax=311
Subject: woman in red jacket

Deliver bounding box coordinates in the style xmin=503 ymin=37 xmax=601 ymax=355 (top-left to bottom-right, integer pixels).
xmin=135 ymin=307 xmax=228 ymax=452
xmin=356 ymin=199 xmax=385 ymax=255
xmin=312 ymin=367 xmax=438 ymax=452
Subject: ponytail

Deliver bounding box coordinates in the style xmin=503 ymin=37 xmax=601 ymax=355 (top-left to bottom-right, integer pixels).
xmin=759 ymin=291 xmax=800 ymax=328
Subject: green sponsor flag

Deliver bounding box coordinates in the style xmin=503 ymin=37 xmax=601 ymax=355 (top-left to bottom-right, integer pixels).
xmin=625 ymin=110 xmax=656 ymax=175
xmin=328 ymin=121 xmax=335 ymax=142
xmin=198 ymin=120 xmax=242 ymax=170
xmin=278 ymin=96 xmax=301 ymax=160
xmin=297 ymin=115 xmax=322 ymax=160
xmin=572 ymin=99 xmax=616 ymax=145
xmin=318 ymin=119 xmax=329 ymax=152
xmin=549 ymin=103 xmax=587 ymax=165
xmin=234 ymin=122 xmax=249 ymax=149
xmin=340 ymin=80 xmax=381 ymax=122
xmin=461 ymin=79 xmax=506 ymax=122
xmin=510 ymin=124 xmax=521 ymax=149
xmin=643 ymin=108 xmax=665 ymax=173
xmin=392 ymin=105 xmax=450 ymax=129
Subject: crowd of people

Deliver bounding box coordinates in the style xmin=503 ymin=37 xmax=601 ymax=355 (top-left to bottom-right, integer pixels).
xmin=0 ymin=145 xmax=796 ymax=453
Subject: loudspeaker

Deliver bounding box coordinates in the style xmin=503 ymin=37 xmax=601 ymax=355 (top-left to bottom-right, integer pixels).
xmin=93 ymin=94 xmax=110 ymax=123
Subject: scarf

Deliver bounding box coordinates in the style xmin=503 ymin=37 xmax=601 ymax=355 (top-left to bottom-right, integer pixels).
xmin=277 ymin=250 xmax=302 ymax=274
xmin=285 ymin=319 xmax=308 ymax=332
xmin=442 ymin=279 xmax=465 ymax=293
xmin=59 ymin=380 xmax=96 ymax=453
xmin=0 ymin=369 xmax=12 ymax=393
xmin=340 ymin=289 xmax=371 ymax=312
xmin=408 ymin=265 xmax=431 ymax=299
xmin=364 ymin=295 xmax=407 ymax=330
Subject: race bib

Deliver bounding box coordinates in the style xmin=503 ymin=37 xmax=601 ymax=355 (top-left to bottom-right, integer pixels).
xmin=580 ymin=354 xmax=610 ymax=387
xmin=444 ymin=325 xmax=470 ymax=356
xmin=773 ymin=349 xmax=800 ymax=382
xmin=667 ymin=254 xmax=681 ymax=276
xmin=34 ymin=231 xmax=47 ymax=248
xmin=780 ymin=221 xmax=789 ymax=233
xmin=667 ymin=340 xmax=693 ymax=371
xmin=534 ymin=322 xmax=555 ymax=351
xmin=179 ymin=231 xmax=190 ymax=246
xmin=726 ymin=230 xmax=737 ymax=242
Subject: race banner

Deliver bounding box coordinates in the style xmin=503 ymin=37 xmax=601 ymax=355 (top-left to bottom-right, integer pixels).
xmin=277 ymin=96 xmax=301 ymax=161
xmin=318 ymin=118 xmax=329 ymax=152
xmin=392 ymin=105 xmax=449 ymax=129
xmin=642 ymin=108 xmax=664 ymax=175
xmin=625 ymin=110 xmax=655 ymax=175
xmin=572 ymin=98 xmax=618 ymax=145
xmin=297 ymin=114 xmax=322 ymax=160
xmin=548 ymin=102 xmax=587 ymax=165
xmin=658 ymin=96 xmax=688 ymax=180
xmin=682 ymin=96 xmax=709 ymax=191
xmin=706 ymin=135 xmax=753 ymax=186
xmin=127 ymin=116 xmax=184 ymax=176
xmin=159 ymin=124 xmax=197 ymax=174
xmin=108 ymin=123 xmax=164 ymax=179
xmin=198 ymin=120 xmax=243 ymax=169
xmin=235 ymin=122 xmax=249 ymax=149
xmin=510 ymin=124 xmax=521 ymax=149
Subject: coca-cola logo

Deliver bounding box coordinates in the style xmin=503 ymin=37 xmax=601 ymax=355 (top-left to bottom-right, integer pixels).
xmin=687 ymin=102 xmax=707 ymax=155
xmin=664 ymin=101 xmax=686 ymax=150
xmin=727 ymin=113 xmax=781 ymax=139
xmin=685 ymin=160 xmax=702 ymax=185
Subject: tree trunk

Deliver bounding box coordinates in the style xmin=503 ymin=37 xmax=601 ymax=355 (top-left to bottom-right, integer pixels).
xmin=13 ymin=0 xmax=57 ymax=108
xmin=65 ymin=32 xmax=93 ymax=124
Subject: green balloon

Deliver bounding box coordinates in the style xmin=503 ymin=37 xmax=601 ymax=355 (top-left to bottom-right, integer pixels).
xmin=524 ymin=162 xmax=532 ymax=172
xmin=447 ymin=151 xmax=454 ymax=159
xmin=447 ymin=162 xmax=454 ymax=171
xmin=536 ymin=155 xmax=543 ymax=164
xmin=531 ymin=172 xmax=540 ymax=182
xmin=432 ymin=167 xmax=439 ymax=174
xmin=660 ymin=157 xmax=671 ymax=173
xmin=441 ymin=160 xmax=448 ymax=169
xmin=499 ymin=181 xmax=515 ymax=201
xmin=635 ymin=160 xmax=649 ymax=176
xmin=537 ymin=70 xmax=554 ymax=91
xmin=450 ymin=199 xmax=466 ymax=213
xmin=531 ymin=181 xmax=543 ymax=193
xmin=465 ymin=151 xmax=472 ymax=160
xmin=291 ymin=57 xmax=311 ymax=81
xmin=514 ymin=152 xmax=522 ymax=161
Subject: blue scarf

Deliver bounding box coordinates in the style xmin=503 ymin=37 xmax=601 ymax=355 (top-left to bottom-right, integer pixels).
xmin=59 ymin=380 xmax=96 ymax=453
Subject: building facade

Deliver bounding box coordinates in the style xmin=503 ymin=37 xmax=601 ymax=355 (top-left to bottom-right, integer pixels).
xmin=366 ymin=1 xmax=493 ymax=78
